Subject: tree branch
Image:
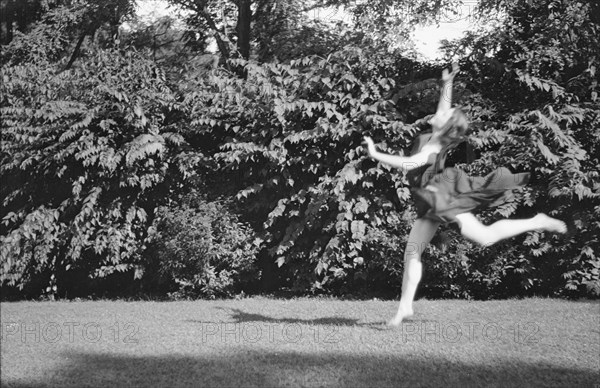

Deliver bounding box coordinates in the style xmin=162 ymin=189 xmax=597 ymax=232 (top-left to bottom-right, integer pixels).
xmin=61 ymin=24 xmax=98 ymax=72
xmin=198 ymin=6 xmax=231 ymax=59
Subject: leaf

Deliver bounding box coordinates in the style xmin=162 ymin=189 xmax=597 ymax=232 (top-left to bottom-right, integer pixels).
xmin=535 ymin=139 xmax=560 ymax=164
xmin=341 ymin=165 xmax=362 ymax=184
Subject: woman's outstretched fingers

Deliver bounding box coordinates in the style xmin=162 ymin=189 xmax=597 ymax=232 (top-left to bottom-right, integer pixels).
xmin=451 ymin=62 xmax=460 ymax=76
xmin=441 ymin=67 xmax=456 ymax=81
xmin=442 ymin=63 xmax=460 ymax=81
xmin=363 ymin=136 xmax=376 ymax=156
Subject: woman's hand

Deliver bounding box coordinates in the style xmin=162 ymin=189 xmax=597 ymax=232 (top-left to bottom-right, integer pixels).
xmin=441 ymin=62 xmax=460 ymax=82
xmin=363 ymin=136 xmax=377 ymax=157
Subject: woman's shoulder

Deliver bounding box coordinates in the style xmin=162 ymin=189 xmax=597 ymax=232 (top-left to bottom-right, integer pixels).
xmin=410 ymin=132 xmax=433 ymax=153
xmin=411 ymin=127 xmax=466 ymax=156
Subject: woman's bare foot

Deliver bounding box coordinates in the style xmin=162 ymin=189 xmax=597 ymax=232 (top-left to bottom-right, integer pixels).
xmin=387 ymin=307 xmax=414 ymax=327
xmin=533 ymin=214 xmax=567 ymax=233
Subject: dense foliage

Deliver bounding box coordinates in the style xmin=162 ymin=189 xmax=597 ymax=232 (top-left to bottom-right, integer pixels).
xmin=1 ymin=0 xmax=598 ymax=299
xmin=0 ymin=47 xmax=201 ymax=297
xmin=147 ymin=195 xmax=260 ymax=298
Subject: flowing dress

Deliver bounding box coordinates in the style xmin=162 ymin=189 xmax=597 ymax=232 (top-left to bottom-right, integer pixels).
xmin=405 ymin=132 xmax=529 ymax=223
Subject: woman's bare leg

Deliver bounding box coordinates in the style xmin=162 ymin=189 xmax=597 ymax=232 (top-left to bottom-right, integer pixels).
xmin=388 ymin=218 xmax=440 ymax=326
xmin=455 ymin=213 xmax=567 ymax=246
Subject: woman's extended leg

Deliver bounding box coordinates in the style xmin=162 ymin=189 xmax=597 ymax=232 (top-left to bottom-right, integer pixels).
xmin=388 ymin=218 xmax=440 ymax=326
xmin=455 ymin=212 xmax=567 ymax=246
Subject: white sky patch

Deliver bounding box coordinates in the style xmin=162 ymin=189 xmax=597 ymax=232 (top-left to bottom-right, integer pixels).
xmin=413 ymin=20 xmax=471 ymax=60
xmin=412 ymin=1 xmax=485 ymax=60
xmin=135 ymin=0 xmax=175 ymax=23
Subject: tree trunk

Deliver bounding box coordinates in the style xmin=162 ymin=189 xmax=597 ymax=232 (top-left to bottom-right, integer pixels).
xmin=62 ymin=23 xmax=99 ymax=72
xmin=199 ymin=6 xmax=230 ymax=60
xmin=236 ymin=0 xmax=251 ymax=59
xmin=62 ymin=31 xmax=88 ymax=71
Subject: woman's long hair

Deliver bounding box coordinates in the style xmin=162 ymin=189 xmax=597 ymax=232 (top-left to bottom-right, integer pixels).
xmin=434 ymin=108 xmax=469 ymax=140
xmin=432 ymin=107 xmax=474 ymax=163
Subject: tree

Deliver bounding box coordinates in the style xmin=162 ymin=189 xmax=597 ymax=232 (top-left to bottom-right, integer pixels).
xmin=169 ymin=0 xmax=462 ymax=63
xmin=1 ymin=0 xmax=136 ymax=69
xmin=0 ymin=0 xmax=44 ymax=45
xmin=168 ymin=0 xmax=241 ymax=60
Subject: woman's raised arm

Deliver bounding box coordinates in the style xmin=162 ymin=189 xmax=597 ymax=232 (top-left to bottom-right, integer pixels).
xmin=436 ymin=63 xmax=460 ymax=114
xmin=363 ymin=136 xmax=441 ymax=172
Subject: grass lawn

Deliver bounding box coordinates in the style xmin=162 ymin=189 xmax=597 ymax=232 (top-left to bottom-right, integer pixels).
xmin=1 ymin=297 xmax=598 ymax=387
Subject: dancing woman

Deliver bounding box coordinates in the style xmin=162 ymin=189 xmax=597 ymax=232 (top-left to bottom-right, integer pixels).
xmin=363 ymin=64 xmax=566 ymax=326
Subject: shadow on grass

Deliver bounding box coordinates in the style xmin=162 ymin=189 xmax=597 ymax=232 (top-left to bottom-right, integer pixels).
xmin=3 ymin=349 xmax=598 ymax=388
xmin=225 ymin=307 xmax=361 ymax=326
xmin=184 ymin=307 xmax=388 ymax=330
xmin=184 ymin=308 xmax=435 ymax=330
